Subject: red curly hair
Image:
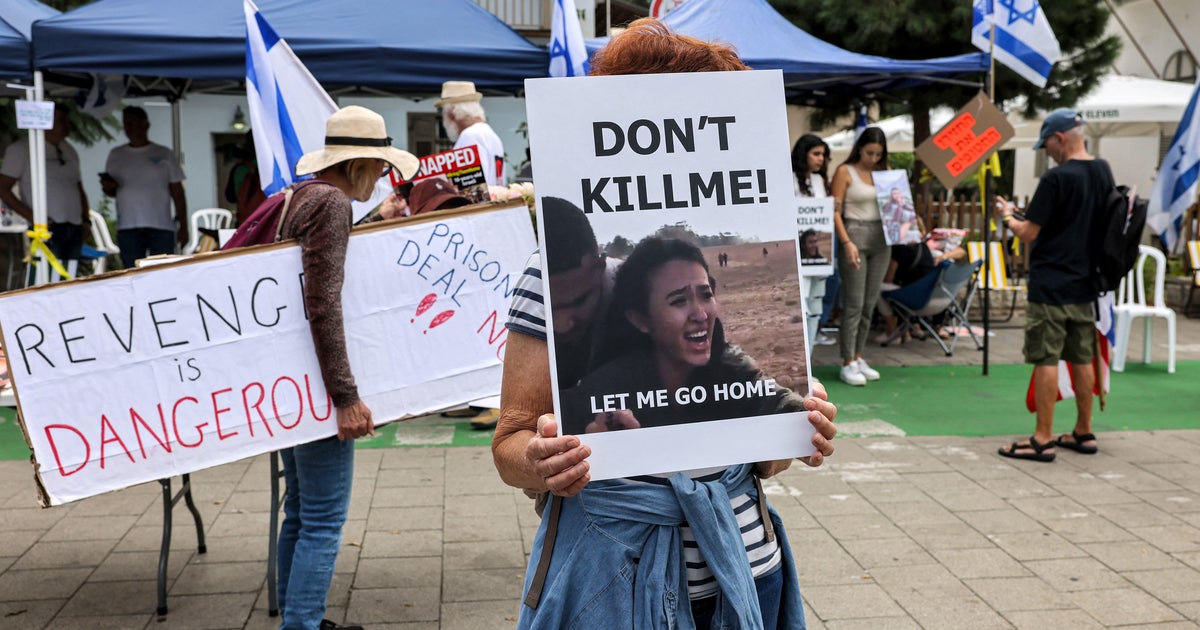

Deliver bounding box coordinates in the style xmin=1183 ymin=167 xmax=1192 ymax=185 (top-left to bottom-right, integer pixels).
xmin=589 ymin=18 xmax=750 ymax=76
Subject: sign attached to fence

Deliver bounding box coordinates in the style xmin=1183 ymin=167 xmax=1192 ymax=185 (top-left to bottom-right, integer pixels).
xmin=0 ymin=202 xmax=534 ymax=506
xmin=916 ymin=92 xmax=1014 ymax=190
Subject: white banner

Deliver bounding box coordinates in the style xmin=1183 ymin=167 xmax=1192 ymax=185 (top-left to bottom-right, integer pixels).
xmin=525 ymin=70 xmax=815 ymax=480
xmin=0 ymin=203 xmax=535 ymax=506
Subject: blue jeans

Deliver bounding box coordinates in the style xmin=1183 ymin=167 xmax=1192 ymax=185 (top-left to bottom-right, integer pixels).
xmin=117 ymin=227 xmax=174 ymax=269
xmin=690 ymin=565 xmax=789 ymax=630
xmin=278 ymin=436 xmax=354 ymax=629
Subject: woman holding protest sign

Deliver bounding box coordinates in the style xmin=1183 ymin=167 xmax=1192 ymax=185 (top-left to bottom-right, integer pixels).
xmin=830 ymin=126 xmax=890 ymax=387
xmin=560 ymin=236 xmax=804 ymax=434
xmin=492 ymin=19 xmax=838 ymax=630
xmin=793 ymin=133 xmax=837 ymax=349
xmin=274 ymin=106 xmax=418 ymax=630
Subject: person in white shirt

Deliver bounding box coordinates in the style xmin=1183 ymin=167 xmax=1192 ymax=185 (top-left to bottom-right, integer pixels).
xmin=435 ymin=81 xmax=506 ymax=187
xmin=0 ymin=103 xmax=89 ymax=261
xmin=101 ymin=106 xmax=187 ymax=268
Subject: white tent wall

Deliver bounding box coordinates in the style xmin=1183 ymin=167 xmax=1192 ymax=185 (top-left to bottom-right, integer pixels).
xmin=73 ymin=94 xmax=532 ymax=222
xmin=1107 ymin=0 xmax=1197 ymax=80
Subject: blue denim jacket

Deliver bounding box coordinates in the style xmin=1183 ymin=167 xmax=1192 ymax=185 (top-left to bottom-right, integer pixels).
xmin=517 ymin=464 xmax=806 ymax=629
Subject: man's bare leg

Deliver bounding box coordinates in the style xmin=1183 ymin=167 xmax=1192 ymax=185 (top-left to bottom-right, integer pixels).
xmin=1069 ymin=361 xmax=1094 ymax=435
xmin=1032 ymin=364 xmax=1059 ymax=445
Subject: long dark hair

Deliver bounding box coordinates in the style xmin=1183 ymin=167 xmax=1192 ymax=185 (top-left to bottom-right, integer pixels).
xmin=592 ymin=236 xmax=726 ymax=370
xmin=792 ymin=134 xmax=830 ymax=196
xmin=842 ymin=126 xmax=888 ymax=171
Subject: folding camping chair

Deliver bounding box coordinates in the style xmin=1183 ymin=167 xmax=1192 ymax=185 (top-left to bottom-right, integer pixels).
xmin=880 ymin=260 xmax=982 ymax=356
xmin=967 ymin=240 xmax=1024 ymax=323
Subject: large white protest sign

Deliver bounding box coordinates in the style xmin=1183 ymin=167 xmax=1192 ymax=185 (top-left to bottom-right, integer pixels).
xmin=0 ymin=202 xmax=534 ymax=506
xmin=525 ymin=71 xmax=814 ymax=480
xmin=798 ymin=197 xmax=835 ymax=277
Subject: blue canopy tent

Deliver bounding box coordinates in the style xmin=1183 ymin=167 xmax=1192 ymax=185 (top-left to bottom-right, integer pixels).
xmin=587 ymin=0 xmax=988 ymax=95
xmin=31 ymin=0 xmax=546 ymax=95
xmin=0 ymin=0 xmax=58 ymax=80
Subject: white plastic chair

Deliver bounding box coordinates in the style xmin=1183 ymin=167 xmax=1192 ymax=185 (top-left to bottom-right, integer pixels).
xmin=1112 ymin=245 xmax=1176 ymax=374
xmin=88 ymin=210 xmax=121 ymax=274
xmin=183 ymin=208 xmax=234 ymax=254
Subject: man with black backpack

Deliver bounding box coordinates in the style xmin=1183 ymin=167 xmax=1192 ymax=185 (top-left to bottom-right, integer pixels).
xmin=994 ymin=108 xmax=1110 ymax=463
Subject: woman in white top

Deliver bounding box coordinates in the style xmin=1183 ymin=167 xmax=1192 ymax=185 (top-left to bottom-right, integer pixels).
xmin=792 ymin=134 xmax=833 ymax=349
xmin=829 ymin=127 xmax=890 ymax=386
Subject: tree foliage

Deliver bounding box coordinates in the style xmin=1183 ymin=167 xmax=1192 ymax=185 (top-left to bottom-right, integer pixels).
xmin=770 ymin=0 xmax=1121 ymax=125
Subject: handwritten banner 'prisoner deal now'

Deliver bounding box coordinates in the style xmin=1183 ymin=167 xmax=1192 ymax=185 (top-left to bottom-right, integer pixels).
xmin=0 ymin=202 xmax=535 ymax=506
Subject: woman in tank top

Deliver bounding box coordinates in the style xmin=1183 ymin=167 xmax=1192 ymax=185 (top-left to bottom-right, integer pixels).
xmin=829 ymin=127 xmax=891 ymax=387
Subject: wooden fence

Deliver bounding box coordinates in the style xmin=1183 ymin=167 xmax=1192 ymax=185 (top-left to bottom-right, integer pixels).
xmin=915 ymin=194 xmax=1032 ymax=282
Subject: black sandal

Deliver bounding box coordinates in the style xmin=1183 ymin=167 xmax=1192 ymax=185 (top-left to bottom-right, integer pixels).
xmin=1055 ymin=431 xmax=1098 ymax=455
xmin=998 ymin=436 xmax=1056 ymax=462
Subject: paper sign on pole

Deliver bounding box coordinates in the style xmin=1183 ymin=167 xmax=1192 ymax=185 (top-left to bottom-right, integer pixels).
xmin=525 ymin=70 xmax=815 ymax=481
xmin=0 ymin=202 xmax=535 ymax=506
xmin=16 ymin=100 xmax=54 ymax=130
xmin=915 ymin=92 xmax=1015 ymax=190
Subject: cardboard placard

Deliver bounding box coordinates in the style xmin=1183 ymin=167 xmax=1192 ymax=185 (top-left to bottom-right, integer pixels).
xmin=16 ymin=100 xmax=55 ymax=130
xmin=916 ymin=92 xmax=1014 ymax=189
xmin=0 ymin=202 xmax=535 ymax=506
xmin=525 ymin=70 xmax=815 ymax=481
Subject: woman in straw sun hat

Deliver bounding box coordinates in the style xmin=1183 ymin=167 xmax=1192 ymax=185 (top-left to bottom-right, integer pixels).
xmin=275 ymin=105 xmax=417 ymax=630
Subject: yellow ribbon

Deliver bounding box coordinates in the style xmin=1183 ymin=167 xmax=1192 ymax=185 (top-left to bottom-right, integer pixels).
xmin=977 ymin=152 xmax=1003 ymax=233
xmin=25 ymin=223 xmax=72 ymax=280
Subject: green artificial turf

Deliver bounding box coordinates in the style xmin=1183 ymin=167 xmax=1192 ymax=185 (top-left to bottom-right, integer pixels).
xmin=814 ymin=360 xmax=1200 ymax=437
xmin=0 ymin=361 xmax=1194 ymax=462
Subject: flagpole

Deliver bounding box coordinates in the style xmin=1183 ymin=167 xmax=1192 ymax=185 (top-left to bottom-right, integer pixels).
xmin=981 ymin=20 xmax=996 ymax=377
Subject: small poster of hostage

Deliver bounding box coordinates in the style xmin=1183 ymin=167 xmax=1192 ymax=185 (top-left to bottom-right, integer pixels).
xmin=525 ymin=70 xmax=815 ymax=480
xmin=392 ymin=145 xmax=490 ymax=203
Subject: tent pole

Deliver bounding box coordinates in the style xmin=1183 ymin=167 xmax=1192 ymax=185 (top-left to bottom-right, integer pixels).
xmin=170 ymin=99 xmax=183 ymax=164
xmin=32 ymin=70 xmax=48 ymax=286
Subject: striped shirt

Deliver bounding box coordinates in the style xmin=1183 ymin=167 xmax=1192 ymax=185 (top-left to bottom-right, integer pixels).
xmin=504 ymin=252 xmax=781 ymax=599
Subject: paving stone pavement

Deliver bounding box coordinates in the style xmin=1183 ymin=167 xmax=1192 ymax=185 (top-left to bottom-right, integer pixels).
xmin=0 ymin=428 xmax=1196 ymax=629
xmin=1 ymin=306 xmax=1196 ymax=628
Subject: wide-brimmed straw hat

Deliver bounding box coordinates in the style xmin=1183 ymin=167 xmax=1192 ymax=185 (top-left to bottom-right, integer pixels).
xmin=434 ymin=81 xmax=483 ymax=108
xmin=295 ymin=106 xmax=419 ymax=179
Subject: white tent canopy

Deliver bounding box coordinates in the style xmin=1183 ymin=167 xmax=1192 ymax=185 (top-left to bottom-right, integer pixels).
xmin=824 ymin=107 xmax=956 ymax=154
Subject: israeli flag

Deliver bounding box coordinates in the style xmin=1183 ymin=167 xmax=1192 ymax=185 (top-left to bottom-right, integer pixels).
xmin=244 ymin=0 xmax=336 ymax=196
xmin=1146 ymin=77 xmax=1200 ymax=253
xmin=549 ymin=0 xmax=589 ymax=78
xmin=972 ymin=0 xmax=1061 ymax=88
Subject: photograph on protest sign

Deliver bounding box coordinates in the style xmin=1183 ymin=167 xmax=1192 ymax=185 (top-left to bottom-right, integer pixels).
xmin=0 ymin=202 xmax=534 ymax=506
xmin=525 ymin=70 xmax=815 ymax=480
xmin=874 ymin=170 xmax=921 ymax=246
xmin=797 ymin=196 xmax=835 ymax=276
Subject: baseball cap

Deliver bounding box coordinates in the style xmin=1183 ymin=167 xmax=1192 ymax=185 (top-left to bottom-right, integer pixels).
xmin=408 ymin=177 xmax=470 ymax=215
xmin=1033 ymin=108 xmax=1084 ymax=150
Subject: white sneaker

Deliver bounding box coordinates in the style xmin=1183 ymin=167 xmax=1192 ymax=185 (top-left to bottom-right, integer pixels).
xmin=839 ymin=363 xmax=867 ymax=386
xmin=855 ymin=358 xmax=881 ymax=381
xmin=813 ymin=332 xmax=837 ymax=346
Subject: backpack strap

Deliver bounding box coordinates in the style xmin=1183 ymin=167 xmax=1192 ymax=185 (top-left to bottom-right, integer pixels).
xmin=523 ymin=494 xmax=561 ymax=610
xmin=273 ymin=179 xmax=332 ymax=243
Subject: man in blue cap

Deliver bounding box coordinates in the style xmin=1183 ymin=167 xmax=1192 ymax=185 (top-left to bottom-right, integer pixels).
xmin=993 ymin=108 xmax=1112 ymax=463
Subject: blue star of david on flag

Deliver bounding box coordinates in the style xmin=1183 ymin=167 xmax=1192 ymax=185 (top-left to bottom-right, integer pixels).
xmin=549 ymin=0 xmax=589 ymax=78
xmin=998 ymin=0 xmax=1039 ymax=26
